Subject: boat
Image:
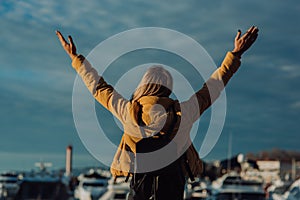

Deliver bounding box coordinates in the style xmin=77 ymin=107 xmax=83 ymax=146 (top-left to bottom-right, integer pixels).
xmin=282 ymin=178 xmax=300 ymax=200
xmin=99 ymin=176 xmax=130 ymax=200
xmin=186 ymin=178 xmax=212 ymax=200
xmin=0 ymin=172 xmax=20 ymax=199
xmin=16 ymin=175 xmax=70 ymax=200
xmin=190 ymin=185 xmax=212 ymax=199
xmin=210 ymin=185 xmax=266 ymax=200
xmin=15 ymin=162 xmax=72 ymax=200
xmin=74 ymin=169 xmax=110 ymax=200
xmin=209 ymin=172 xmax=266 ymax=200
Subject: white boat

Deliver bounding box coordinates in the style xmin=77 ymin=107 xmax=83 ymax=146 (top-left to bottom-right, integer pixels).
xmin=266 ymin=179 xmax=291 ymax=200
xmin=0 ymin=172 xmax=20 ymax=199
xmin=210 ymin=185 xmax=266 ymax=200
xmin=74 ymin=169 xmax=110 ymax=200
xmin=15 ymin=162 xmax=72 ymax=200
xmin=16 ymin=175 xmax=70 ymax=200
xmin=190 ymin=185 xmax=212 ymax=199
xmin=186 ymin=178 xmax=212 ymax=200
xmin=282 ymin=178 xmax=300 ymax=200
xmin=209 ymin=172 xmax=266 ymax=200
xmin=99 ymin=176 xmax=130 ymax=200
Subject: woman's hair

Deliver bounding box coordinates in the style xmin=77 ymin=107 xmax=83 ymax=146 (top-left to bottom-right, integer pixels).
xmin=131 ymin=65 xmax=173 ymax=101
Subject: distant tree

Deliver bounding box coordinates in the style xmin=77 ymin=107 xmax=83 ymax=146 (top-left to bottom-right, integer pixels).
xmin=246 ymin=149 xmax=300 ymax=162
xmin=246 ymin=152 xmax=256 ymax=160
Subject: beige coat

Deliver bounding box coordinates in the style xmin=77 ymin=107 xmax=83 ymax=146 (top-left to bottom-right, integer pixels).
xmin=72 ymin=52 xmax=241 ymax=178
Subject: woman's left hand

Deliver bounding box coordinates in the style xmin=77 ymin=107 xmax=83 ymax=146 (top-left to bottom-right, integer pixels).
xmin=56 ymin=30 xmax=77 ymax=60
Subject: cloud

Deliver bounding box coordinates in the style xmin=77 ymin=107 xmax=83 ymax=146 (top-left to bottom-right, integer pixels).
xmin=279 ymin=64 xmax=300 ymax=78
xmin=290 ymin=101 xmax=300 ymax=110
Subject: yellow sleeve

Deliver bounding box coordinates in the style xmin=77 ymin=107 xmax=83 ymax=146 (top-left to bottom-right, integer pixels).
xmin=72 ymin=55 xmax=129 ymax=123
xmin=182 ymin=51 xmax=241 ymax=122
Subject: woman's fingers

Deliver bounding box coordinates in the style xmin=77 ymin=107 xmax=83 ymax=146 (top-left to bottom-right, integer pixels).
xmin=56 ymin=30 xmax=68 ymax=46
xmin=243 ymin=26 xmax=258 ymax=40
xmin=68 ymin=35 xmax=77 ymax=55
xmin=235 ymin=29 xmax=241 ymax=41
xmin=68 ymin=35 xmax=74 ymax=47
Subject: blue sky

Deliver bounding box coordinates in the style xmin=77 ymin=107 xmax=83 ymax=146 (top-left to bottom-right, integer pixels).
xmin=0 ymin=0 xmax=299 ymax=171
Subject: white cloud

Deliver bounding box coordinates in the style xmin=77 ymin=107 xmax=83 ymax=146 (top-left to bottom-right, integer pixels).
xmin=290 ymin=101 xmax=300 ymax=109
xmin=280 ymin=65 xmax=300 ymax=78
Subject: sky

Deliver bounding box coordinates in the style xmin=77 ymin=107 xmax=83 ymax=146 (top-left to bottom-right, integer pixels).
xmin=0 ymin=0 xmax=299 ymax=172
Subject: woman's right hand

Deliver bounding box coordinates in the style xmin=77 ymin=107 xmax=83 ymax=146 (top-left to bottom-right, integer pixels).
xmin=232 ymin=26 xmax=259 ymax=57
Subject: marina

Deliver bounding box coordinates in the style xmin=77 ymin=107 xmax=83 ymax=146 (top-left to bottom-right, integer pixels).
xmin=1 ymin=166 xmax=299 ymax=200
xmin=0 ymin=146 xmax=299 ymax=200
